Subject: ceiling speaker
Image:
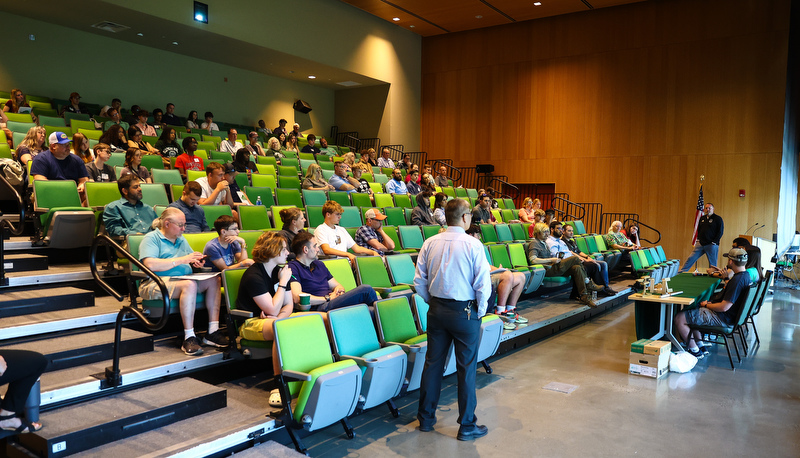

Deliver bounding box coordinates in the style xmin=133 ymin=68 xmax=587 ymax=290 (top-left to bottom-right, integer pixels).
xmin=293 ymin=100 xmax=312 ymax=113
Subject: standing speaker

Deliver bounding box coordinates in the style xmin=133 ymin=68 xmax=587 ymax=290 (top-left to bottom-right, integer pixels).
xmin=293 ymin=100 xmax=312 ymax=113
xmin=476 ymin=164 xmax=494 ymax=174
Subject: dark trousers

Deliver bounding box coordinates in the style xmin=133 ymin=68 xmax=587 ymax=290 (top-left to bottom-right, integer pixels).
xmin=316 ymin=284 xmax=378 ymax=312
xmin=0 ymin=350 xmax=47 ymax=413
xmin=417 ymin=297 xmax=481 ymax=427
xmin=546 ymin=256 xmax=588 ymax=298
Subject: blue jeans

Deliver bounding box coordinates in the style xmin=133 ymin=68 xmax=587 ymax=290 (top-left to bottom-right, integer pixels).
xmin=679 ymin=243 xmax=719 ymax=273
xmin=583 ymin=259 xmax=609 ymax=286
xmin=316 ymin=284 xmax=378 ymax=312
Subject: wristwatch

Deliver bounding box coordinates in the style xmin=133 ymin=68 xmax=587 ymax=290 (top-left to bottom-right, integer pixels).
xmin=324 ymin=294 xmax=331 ymax=302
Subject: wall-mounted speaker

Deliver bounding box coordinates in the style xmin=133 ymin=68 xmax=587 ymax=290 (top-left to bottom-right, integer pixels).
xmin=476 ymin=164 xmax=494 ymax=174
xmin=293 ymin=100 xmax=312 ymax=113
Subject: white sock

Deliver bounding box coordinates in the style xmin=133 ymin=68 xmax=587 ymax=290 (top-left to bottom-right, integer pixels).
xmin=184 ymin=329 xmax=195 ymax=340
xmin=495 ymin=306 xmax=506 ymax=314
xmin=208 ymin=321 xmax=219 ymax=334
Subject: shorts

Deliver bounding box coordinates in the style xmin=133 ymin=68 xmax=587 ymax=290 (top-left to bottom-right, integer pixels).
xmin=238 ymin=311 xmax=326 ymax=341
xmin=491 ymin=272 xmax=503 ymax=289
xmin=138 ymin=277 xmax=184 ymax=300
xmin=685 ymin=307 xmax=729 ymax=327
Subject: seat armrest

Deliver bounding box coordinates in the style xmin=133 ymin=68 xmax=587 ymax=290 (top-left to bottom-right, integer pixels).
xmin=340 ymin=355 xmax=379 ymax=368
xmin=396 ymin=283 xmax=416 ymax=292
xmin=282 ymin=370 xmax=312 ymax=382
xmin=230 ymin=309 xmax=253 ymax=319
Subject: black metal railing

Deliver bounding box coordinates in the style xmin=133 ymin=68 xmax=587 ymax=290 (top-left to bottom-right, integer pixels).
xmin=552 ymin=196 xmax=585 ymax=222
xmin=383 ymin=144 xmax=404 ymax=162
xmin=335 ymin=132 xmax=360 ymax=150
xmin=486 ymin=176 xmax=519 ymax=200
xmin=358 ymin=138 xmax=381 ymax=153
xmin=0 ymin=176 xmax=25 ymax=286
xmin=621 ymin=216 xmax=662 ymax=245
xmin=90 ymin=234 xmax=170 ymax=389
xmin=430 ymin=160 xmax=462 ymax=185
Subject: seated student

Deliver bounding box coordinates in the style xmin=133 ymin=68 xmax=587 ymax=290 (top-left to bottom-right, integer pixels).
xmin=432 ymin=192 xmax=448 ymax=226
xmin=31 ymin=132 xmax=89 ymax=201
xmin=162 ymin=103 xmax=182 ymax=126
xmin=220 ymin=162 xmax=251 ymax=207
xmin=0 ymin=349 xmax=48 ymax=435
xmin=99 ymin=124 xmax=129 ymax=154
xmin=300 ymin=134 xmax=320 ymax=156
xmin=385 ymin=168 xmax=409 ymax=195
xmin=526 ymin=222 xmax=603 ymax=308
xmin=203 ymin=215 xmax=254 ymax=272
xmin=435 ymin=165 xmax=449 ymax=188
xmin=120 ymin=148 xmax=153 ymax=184
xmin=553 ymin=221 xmax=616 ymax=296
xmin=604 ymin=220 xmax=638 ymax=272
xmin=186 ymin=111 xmax=200 ymax=130
xmin=377 ymin=147 xmax=395 ymax=169
xmin=350 ymin=166 xmax=373 ymax=196
xmin=290 ymin=122 xmax=304 ymax=138
xmin=289 ymin=231 xmax=379 ymax=312
xmin=86 ymin=143 xmax=117 ymax=183
xmin=154 ymin=126 xmax=183 ymax=159
xmin=15 ymin=126 xmax=46 ymax=167
xmin=278 ymin=207 xmax=306 ymax=250
xmin=196 ymin=162 xmax=239 ymax=221
xmin=236 ymin=231 xmax=298 ymax=403
xmin=708 ymin=237 xmax=763 ymax=283
xmin=61 ymin=92 xmax=87 ymax=115
xmin=328 ymin=160 xmax=358 ymax=193
xmin=201 ymin=112 xmax=219 ymax=133
xmin=168 ymin=181 xmax=208 ymax=233
xmin=465 ymin=225 xmax=527 ymax=321
xmin=355 ymin=208 xmax=395 ymax=255
xmin=72 ymin=132 xmax=93 ymax=164
xmin=674 ymin=248 xmax=752 ymax=359
xmin=124 ymin=105 xmax=141 ymax=126
xmin=406 ymin=170 xmax=422 ymax=196
xmin=245 ymin=132 xmax=265 ymax=158
xmin=302 ymin=163 xmax=335 ymax=191
xmin=232 ymin=148 xmax=258 ymax=174
xmin=317 ymin=137 xmax=337 ymax=157
xmin=99 ymin=98 xmax=121 ymax=118
xmin=315 ymin=201 xmax=379 ymax=266
xmin=102 ymin=175 xmax=157 ymax=237
xmin=104 ymin=107 xmax=130 ymax=132
xmin=127 ymin=126 xmax=160 ymax=156
xmin=472 ymin=194 xmax=496 ymax=224
xmin=256 ymin=119 xmax=272 ymax=138
xmin=220 ymin=128 xmax=243 ymax=154
xmin=139 ymin=208 xmax=227 ymax=356
xmin=134 ymin=109 xmax=157 ymax=137
xmin=264 ymin=137 xmax=285 ymax=159
xmin=151 ymin=108 xmax=165 ymax=130
xmin=174 ymin=137 xmax=204 ymax=180
xmin=410 ymin=192 xmax=436 ymax=226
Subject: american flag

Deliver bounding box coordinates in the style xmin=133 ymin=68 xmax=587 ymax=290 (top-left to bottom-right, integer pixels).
xmin=690 ymin=185 xmax=704 ymax=245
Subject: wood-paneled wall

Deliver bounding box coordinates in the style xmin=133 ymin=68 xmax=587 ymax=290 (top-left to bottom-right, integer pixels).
xmin=421 ymin=0 xmax=789 ymax=263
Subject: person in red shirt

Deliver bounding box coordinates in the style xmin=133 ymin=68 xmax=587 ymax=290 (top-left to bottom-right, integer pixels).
xmin=174 ymin=137 xmax=204 ymax=180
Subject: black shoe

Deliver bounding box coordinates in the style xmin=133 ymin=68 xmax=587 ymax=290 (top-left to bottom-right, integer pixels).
xmin=202 ymin=330 xmax=230 ymax=348
xmin=700 ymin=345 xmax=710 ymax=355
xmin=457 ymin=424 xmax=488 ymax=441
xmin=687 ymin=347 xmax=704 ymax=360
xmin=602 ymin=286 xmax=617 ymax=297
xmin=417 ymin=416 xmax=436 ymax=432
xmin=182 ymin=336 xmax=204 ymax=356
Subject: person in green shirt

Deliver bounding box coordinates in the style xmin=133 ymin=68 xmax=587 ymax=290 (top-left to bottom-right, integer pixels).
xmin=102 ymin=175 xmax=158 ymax=237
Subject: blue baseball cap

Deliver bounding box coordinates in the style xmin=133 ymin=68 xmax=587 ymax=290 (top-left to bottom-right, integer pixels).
xmin=48 ymin=132 xmax=71 ymax=145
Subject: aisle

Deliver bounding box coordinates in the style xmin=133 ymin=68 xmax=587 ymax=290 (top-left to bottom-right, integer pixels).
xmin=301 ymin=290 xmax=800 ymax=457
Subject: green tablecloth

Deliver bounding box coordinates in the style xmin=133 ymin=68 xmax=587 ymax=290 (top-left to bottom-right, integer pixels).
xmin=634 ymin=273 xmax=721 ymax=339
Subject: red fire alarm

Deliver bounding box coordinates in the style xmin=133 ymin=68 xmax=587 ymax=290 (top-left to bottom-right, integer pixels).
xmin=739 ymin=189 xmax=745 ymax=197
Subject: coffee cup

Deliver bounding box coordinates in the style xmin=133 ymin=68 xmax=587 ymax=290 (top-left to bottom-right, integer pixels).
xmin=298 ymin=293 xmax=311 ymax=311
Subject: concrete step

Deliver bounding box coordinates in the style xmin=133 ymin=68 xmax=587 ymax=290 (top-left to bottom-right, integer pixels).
xmin=3 ymin=253 xmax=48 ymax=272
xmin=11 ymin=378 xmax=227 ymax=457
xmin=39 ymin=339 xmax=231 ymax=408
xmin=0 ymin=287 xmax=93 ymax=319
xmin=0 ymin=296 xmax=134 ymax=342
xmin=2 ymin=327 xmax=154 ymax=373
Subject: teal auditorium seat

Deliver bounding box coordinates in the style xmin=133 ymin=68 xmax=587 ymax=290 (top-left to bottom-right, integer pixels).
xmin=410 ymin=295 xmax=456 ymax=376
xmin=355 ymin=256 xmax=412 ymax=299
xmin=327 ymin=304 xmax=406 ymax=415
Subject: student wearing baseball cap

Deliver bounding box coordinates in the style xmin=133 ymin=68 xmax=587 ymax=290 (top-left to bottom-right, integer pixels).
xmin=31 ymin=132 xmax=90 ymax=199
xmin=673 ymin=247 xmax=752 ymax=359
xmin=355 ymin=208 xmax=395 ymax=255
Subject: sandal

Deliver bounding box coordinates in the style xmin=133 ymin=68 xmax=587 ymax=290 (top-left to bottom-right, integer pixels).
xmin=0 ymin=414 xmax=42 ymax=434
xmin=268 ymin=388 xmax=283 ymax=408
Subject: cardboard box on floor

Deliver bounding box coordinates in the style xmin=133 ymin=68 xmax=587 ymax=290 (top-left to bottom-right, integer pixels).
xmin=629 ymin=339 xmax=671 ymax=379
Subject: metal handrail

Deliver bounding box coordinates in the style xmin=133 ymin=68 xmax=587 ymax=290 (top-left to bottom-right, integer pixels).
xmin=552 ymin=196 xmax=585 ymax=221
xmin=90 ymin=234 xmax=171 ymax=388
xmin=486 ymin=176 xmax=519 ymax=200
xmin=0 ymin=175 xmax=26 ymax=286
xmin=430 ymin=160 xmax=462 ymax=184
xmin=622 ymin=217 xmax=662 ymax=245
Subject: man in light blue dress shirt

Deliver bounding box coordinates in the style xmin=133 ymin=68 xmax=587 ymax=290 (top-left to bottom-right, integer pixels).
xmin=414 ymin=198 xmax=491 ymax=441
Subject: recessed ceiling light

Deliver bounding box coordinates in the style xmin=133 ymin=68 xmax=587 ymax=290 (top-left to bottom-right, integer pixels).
xmin=534 ymin=1 xmax=542 ymax=5
xmin=392 ymin=17 xmax=400 ymax=21
xmin=409 ymin=25 xmax=415 ymax=28
xmin=475 ymin=15 xmax=483 ymax=19
xmin=172 ymin=41 xmax=178 ymax=45
xmin=137 ymin=32 xmax=143 ymax=36
xmin=308 ymin=75 xmax=316 ymax=79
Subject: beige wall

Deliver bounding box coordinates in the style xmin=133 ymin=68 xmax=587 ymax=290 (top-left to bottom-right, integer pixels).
xmin=421 ymin=0 xmax=789 ymax=262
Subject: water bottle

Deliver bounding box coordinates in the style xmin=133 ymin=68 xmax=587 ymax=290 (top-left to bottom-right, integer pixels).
xmin=591 ymin=291 xmax=597 ymax=302
xmin=256 ymin=196 xmax=262 ymax=206
xmin=24 ymin=379 xmax=40 ymax=423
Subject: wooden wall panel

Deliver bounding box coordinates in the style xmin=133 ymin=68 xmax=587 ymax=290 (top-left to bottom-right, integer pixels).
xmin=421 ymin=0 xmax=789 ymax=262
